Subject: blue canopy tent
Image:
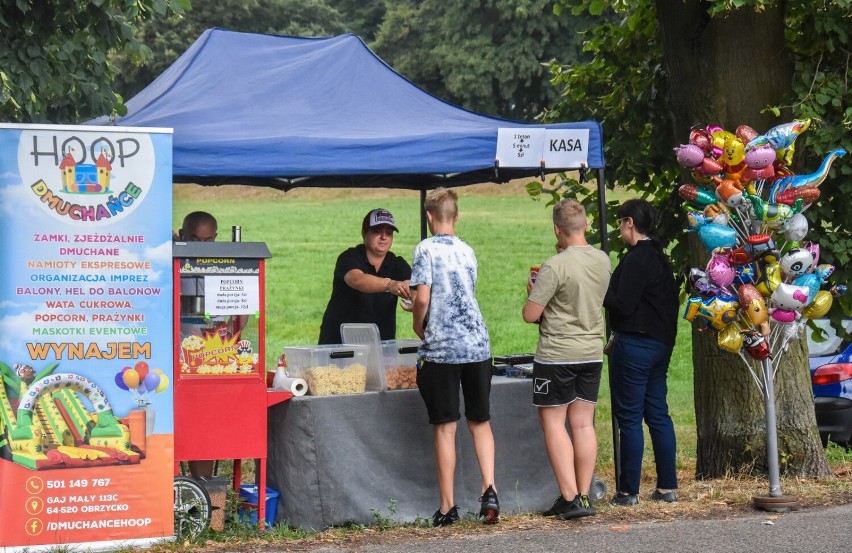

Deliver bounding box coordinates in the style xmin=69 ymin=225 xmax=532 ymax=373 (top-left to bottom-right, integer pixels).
xmin=92 ymin=28 xmax=607 ymax=242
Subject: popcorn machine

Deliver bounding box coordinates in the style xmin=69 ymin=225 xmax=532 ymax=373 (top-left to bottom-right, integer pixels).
xmin=172 ymin=240 xmax=289 ymax=529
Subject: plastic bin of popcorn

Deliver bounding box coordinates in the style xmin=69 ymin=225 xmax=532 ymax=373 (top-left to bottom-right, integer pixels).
xmin=283 ymin=344 xmax=374 ymax=396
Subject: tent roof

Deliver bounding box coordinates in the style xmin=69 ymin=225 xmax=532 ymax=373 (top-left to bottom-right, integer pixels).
xmin=93 ymin=28 xmax=604 ymax=189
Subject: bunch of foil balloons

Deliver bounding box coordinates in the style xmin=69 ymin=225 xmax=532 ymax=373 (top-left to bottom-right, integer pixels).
xmin=677 ymin=119 xmax=847 ymax=365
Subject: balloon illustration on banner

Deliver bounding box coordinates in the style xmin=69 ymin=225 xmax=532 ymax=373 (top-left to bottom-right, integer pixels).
xmin=114 ymin=360 xmax=169 ymax=403
xmin=677 ymin=119 xmax=848 ymax=364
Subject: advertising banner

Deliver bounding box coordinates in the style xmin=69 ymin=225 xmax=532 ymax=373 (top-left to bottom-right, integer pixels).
xmin=0 ymin=123 xmax=174 ymax=550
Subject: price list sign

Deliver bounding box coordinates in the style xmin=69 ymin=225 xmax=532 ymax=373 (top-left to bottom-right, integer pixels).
xmin=0 ymin=123 xmax=174 ymax=549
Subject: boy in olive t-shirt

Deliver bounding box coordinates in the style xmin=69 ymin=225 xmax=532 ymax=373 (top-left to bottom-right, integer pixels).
xmin=522 ymin=199 xmax=611 ymax=520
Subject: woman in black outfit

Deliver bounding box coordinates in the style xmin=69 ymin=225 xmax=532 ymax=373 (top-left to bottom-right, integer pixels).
xmin=605 ymin=199 xmax=680 ymax=506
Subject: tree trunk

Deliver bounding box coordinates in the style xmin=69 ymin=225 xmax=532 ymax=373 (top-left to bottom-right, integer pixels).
xmin=657 ymin=0 xmax=832 ymax=478
xmin=691 ymin=325 xmax=832 ymax=478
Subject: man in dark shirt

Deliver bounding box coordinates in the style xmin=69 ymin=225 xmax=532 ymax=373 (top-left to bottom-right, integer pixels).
xmin=318 ymin=208 xmax=412 ymax=344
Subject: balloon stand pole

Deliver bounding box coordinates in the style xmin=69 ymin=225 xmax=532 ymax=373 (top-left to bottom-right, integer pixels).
xmin=752 ymin=356 xmax=799 ymax=512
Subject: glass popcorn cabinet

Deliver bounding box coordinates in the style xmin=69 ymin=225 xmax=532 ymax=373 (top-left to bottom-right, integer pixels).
xmin=172 ymin=240 xmax=288 ymax=529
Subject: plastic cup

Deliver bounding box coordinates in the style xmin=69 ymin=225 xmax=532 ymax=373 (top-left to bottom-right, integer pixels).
xmin=530 ymin=265 xmax=540 ymax=283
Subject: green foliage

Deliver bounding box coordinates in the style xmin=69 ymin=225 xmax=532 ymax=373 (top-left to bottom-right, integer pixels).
xmin=545 ymin=0 xmax=851 ymax=315
xmin=823 ymin=440 xmax=852 ymax=463
xmin=781 ymin=0 xmax=852 ymax=317
xmin=369 ymin=499 xmax=399 ymax=530
xmin=0 ymin=0 xmax=189 ymax=123
xmin=333 ymin=0 xmax=388 ymax=41
xmin=372 ymin=0 xmax=603 ymax=120
xmin=113 ymin=0 xmax=348 ymax=98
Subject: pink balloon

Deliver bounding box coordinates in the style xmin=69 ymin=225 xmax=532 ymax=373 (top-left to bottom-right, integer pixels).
xmin=706 ymin=252 xmax=735 ymax=288
xmin=744 ymin=145 xmax=776 ymax=169
xmin=675 ymin=144 xmax=705 ymax=167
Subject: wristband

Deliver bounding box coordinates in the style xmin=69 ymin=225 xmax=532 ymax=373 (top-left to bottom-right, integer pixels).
xmin=385 ymin=278 xmax=392 ymax=293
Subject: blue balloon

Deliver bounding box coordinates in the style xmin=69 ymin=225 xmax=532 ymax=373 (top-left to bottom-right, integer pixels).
xmin=114 ymin=371 xmax=129 ymax=391
xmin=792 ymin=273 xmax=819 ymax=306
xmin=143 ymin=371 xmax=161 ymax=392
xmin=734 ymin=263 xmax=756 ymax=284
xmin=699 ymin=224 xmax=737 ymax=252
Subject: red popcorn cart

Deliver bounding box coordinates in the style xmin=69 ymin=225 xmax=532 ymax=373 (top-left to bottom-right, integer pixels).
xmin=172 ymin=240 xmax=289 ymax=534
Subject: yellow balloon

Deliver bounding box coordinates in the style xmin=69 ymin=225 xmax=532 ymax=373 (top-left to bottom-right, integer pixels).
xmin=802 ymin=290 xmax=833 ymax=320
xmin=122 ymin=368 xmax=140 ymax=389
xmin=723 ymin=134 xmax=745 ymax=166
xmin=756 ymin=263 xmax=782 ymax=297
xmin=155 ymin=374 xmax=169 ymax=393
xmin=718 ymin=324 xmax=744 ymax=353
xmin=153 ymin=368 xmax=164 ymax=375
xmin=712 ymin=129 xmax=735 ymax=150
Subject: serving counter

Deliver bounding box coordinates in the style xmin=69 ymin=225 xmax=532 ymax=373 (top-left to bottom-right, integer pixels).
xmin=266 ymin=376 xmax=556 ymax=530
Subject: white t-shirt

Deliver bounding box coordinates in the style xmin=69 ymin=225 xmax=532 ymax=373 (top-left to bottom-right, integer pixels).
xmin=410 ymin=234 xmax=490 ymax=363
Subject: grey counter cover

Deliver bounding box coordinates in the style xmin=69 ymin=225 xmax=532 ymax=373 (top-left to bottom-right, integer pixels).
xmin=267 ymin=376 xmax=558 ymax=530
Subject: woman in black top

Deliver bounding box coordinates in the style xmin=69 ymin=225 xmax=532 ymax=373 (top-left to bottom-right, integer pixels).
xmin=605 ymin=199 xmax=680 ymax=506
xmin=318 ymin=209 xmax=412 ymax=344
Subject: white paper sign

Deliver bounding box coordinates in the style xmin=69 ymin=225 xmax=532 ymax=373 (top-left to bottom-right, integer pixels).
xmin=496 ymin=128 xmax=546 ymax=167
xmin=204 ymin=275 xmax=259 ymax=315
xmin=543 ymin=129 xmax=590 ymax=168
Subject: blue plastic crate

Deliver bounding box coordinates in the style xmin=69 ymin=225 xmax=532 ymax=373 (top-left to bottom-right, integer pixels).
xmin=238 ymin=485 xmax=279 ymax=527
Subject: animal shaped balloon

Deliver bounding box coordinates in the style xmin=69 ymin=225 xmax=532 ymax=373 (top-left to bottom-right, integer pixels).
xmin=745 ymin=118 xmax=812 ymax=163
xmin=779 ymin=248 xmax=814 ymax=278
xmin=706 ymin=252 xmax=736 ymax=288
xmin=737 ymin=284 xmax=768 ymax=326
xmin=769 ymin=147 xmax=846 ymax=202
xmin=742 ymin=330 xmax=771 ymax=360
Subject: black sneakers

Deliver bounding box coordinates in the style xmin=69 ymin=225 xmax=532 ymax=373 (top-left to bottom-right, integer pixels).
xmin=543 ymin=494 xmax=594 ymax=519
xmin=479 ymin=485 xmax=500 ymax=523
xmin=432 ymin=505 xmax=460 ymax=527
xmin=542 ymin=495 xmax=567 ymax=517
xmin=560 ymin=494 xmax=595 ymax=519
xmin=432 ymin=485 xmax=499 ymax=527
xmin=579 ymin=494 xmax=596 ymax=516
xmin=610 ymin=492 xmax=639 ymax=506
xmin=650 ymin=490 xmax=677 ymax=503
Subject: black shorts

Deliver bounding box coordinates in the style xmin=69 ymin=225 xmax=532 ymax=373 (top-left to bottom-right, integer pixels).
xmin=417 ymin=359 xmax=492 ymax=424
xmin=532 ymin=361 xmax=602 ymax=407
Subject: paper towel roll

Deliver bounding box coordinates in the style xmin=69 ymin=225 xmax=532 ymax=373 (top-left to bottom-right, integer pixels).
xmin=274 ymin=376 xmax=307 ymax=396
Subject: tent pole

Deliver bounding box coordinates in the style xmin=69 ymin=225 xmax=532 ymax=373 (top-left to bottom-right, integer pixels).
xmin=420 ymin=188 xmax=427 ymax=240
xmin=597 ymin=167 xmax=622 ymax=495
xmin=596 ymin=168 xmax=608 ymax=254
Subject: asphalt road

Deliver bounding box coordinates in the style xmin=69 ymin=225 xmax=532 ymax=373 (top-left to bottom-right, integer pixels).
xmin=292 ymin=503 xmax=851 ymax=553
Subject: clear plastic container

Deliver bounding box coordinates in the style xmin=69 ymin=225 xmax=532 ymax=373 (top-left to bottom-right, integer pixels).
xmin=381 ymin=339 xmax=421 ymax=390
xmin=282 ymin=344 xmax=374 ymax=395
xmin=339 ymin=323 xmax=385 ymax=390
